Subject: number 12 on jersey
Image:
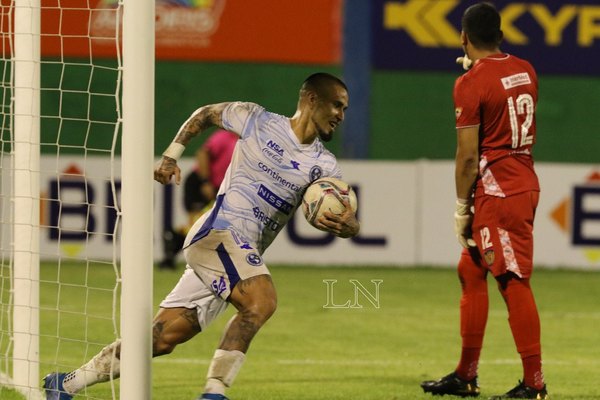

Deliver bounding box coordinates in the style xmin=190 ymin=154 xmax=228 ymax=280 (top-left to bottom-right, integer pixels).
xmin=507 ymin=94 xmax=534 ymax=149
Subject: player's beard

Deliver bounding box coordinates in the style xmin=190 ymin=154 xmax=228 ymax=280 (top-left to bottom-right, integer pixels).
xmin=318 ymin=127 xmax=334 ymax=142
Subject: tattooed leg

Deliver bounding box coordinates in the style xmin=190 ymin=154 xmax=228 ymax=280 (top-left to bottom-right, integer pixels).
xmin=203 ymin=274 xmax=277 ymax=395
xmin=152 ymin=307 xmax=202 ymax=356
xmin=221 ymin=274 xmax=277 ymax=352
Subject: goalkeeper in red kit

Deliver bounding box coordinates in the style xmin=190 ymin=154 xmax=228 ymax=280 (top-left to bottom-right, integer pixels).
xmin=421 ymin=3 xmax=548 ymax=399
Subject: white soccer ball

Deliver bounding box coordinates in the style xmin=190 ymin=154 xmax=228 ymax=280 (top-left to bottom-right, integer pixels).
xmin=302 ymin=177 xmax=357 ymax=229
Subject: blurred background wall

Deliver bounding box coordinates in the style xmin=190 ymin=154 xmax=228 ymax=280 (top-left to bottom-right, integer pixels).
xmin=39 ymin=0 xmax=600 ymax=162
xmin=35 ymin=0 xmax=600 ymax=268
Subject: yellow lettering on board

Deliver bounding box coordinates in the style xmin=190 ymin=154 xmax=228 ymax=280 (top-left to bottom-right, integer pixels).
xmin=578 ymin=6 xmax=600 ymax=46
xmin=500 ymin=3 xmax=529 ymax=45
xmin=384 ymin=0 xmax=460 ymax=47
xmin=529 ymin=4 xmax=578 ymax=46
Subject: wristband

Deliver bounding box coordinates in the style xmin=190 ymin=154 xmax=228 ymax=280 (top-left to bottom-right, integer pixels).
xmin=455 ymin=199 xmax=472 ymax=216
xmin=162 ymin=142 xmax=185 ymax=160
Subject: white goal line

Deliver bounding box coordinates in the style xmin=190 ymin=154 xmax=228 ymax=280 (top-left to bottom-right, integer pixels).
xmin=152 ymin=357 xmax=600 ymax=367
xmin=0 ymin=372 xmax=44 ymax=400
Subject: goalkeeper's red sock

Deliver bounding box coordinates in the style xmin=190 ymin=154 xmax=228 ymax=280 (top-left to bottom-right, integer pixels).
xmin=456 ymin=347 xmax=481 ymax=381
xmin=456 ymin=251 xmax=489 ymax=381
xmin=499 ymin=276 xmax=544 ymax=390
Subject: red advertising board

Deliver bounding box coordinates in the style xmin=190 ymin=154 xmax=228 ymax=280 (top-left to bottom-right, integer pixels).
xmin=18 ymin=0 xmax=340 ymax=64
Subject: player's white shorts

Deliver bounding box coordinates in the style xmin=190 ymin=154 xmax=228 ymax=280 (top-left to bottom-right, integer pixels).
xmin=160 ymin=267 xmax=228 ymax=330
xmin=184 ymin=229 xmax=270 ymax=299
xmin=160 ymin=229 xmax=270 ymax=329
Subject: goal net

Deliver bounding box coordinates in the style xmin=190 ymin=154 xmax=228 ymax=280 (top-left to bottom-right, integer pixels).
xmin=0 ymin=0 xmax=153 ymax=399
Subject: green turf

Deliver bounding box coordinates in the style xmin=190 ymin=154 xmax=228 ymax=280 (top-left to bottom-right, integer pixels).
xmin=3 ymin=263 xmax=600 ymax=399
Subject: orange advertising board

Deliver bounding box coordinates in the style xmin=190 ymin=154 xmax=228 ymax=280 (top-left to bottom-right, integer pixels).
xmin=32 ymin=0 xmax=341 ymax=64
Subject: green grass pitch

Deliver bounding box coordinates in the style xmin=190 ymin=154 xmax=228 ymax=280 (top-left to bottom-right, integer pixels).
xmin=3 ymin=263 xmax=600 ymax=399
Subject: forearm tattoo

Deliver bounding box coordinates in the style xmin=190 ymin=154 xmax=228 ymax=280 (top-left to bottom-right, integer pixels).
xmin=174 ymin=105 xmax=224 ymax=145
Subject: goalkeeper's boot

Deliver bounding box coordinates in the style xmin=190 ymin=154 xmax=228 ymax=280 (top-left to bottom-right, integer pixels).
xmin=197 ymin=394 xmax=229 ymax=400
xmin=43 ymin=372 xmax=73 ymax=400
xmin=488 ymin=381 xmax=548 ymax=399
xmin=421 ymin=371 xmax=480 ymax=397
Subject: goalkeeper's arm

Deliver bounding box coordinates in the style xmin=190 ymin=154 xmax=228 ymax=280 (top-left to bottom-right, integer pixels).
xmin=454 ymin=126 xmax=479 ymax=248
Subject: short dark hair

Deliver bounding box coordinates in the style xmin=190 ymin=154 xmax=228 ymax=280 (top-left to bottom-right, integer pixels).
xmin=462 ymin=2 xmax=503 ymax=49
xmin=301 ymin=73 xmax=347 ymax=97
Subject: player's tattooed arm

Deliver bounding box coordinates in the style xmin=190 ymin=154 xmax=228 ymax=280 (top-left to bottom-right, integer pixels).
xmin=155 ymin=102 xmax=231 ymax=185
xmin=172 ymin=102 xmax=230 ymax=146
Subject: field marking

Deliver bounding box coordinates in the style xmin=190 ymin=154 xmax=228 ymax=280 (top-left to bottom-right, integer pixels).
xmin=487 ymin=310 xmax=600 ymax=319
xmin=398 ymin=310 xmax=600 ymax=320
xmin=154 ymin=358 xmax=600 ymax=367
xmin=0 ymin=372 xmax=44 ymax=400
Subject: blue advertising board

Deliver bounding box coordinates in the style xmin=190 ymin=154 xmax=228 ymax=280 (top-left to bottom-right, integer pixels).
xmin=372 ymin=0 xmax=600 ymax=75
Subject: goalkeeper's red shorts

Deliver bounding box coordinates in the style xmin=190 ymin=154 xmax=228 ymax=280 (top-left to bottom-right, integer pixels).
xmin=470 ymin=191 xmax=539 ymax=279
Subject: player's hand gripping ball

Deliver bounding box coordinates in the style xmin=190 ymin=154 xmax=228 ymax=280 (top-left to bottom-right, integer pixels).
xmin=302 ymin=177 xmax=358 ymax=230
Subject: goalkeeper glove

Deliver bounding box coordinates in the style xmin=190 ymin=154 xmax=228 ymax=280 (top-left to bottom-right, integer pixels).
xmin=454 ymin=199 xmax=477 ymax=248
xmin=456 ymin=54 xmax=473 ymax=71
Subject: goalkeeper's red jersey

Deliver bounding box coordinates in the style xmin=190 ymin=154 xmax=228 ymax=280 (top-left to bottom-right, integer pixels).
xmin=453 ymin=53 xmax=540 ymax=198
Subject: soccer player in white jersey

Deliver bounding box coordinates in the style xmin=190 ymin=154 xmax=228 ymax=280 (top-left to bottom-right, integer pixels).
xmin=43 ymin=72 xmax=360 ymax=400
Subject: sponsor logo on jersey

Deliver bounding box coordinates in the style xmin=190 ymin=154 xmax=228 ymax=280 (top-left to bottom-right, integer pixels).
xmin=309 ymin=166 xmax=323 ymax=182
xmin=262 ymin=147 xmax=283 ymax=163
xmin=246 ymin=252 xmax=264 ymax=266
xmin=290 ymin=160 xmax=300 ymax=170
xmin=455 ymin=107 xmax=462 ymax=120
xmin=266 ymin=140 xmax=284 ymax=156
xmin=501 ymin=72 xmax=531 ymax=90
xmin=257 ymin=184 xmax=294 ymax=214
xmin=257 ymin=162 xmax=302 ymax=192
xmin=252 ymin=206 xmax=281 ymax=231
xmin=211 ymin=276 xmax=228 ymax=296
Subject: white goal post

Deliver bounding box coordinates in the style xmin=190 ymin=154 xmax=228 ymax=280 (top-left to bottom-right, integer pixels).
xmin=0 ymin=0 xmax=154 ymax=399
xmin=11 ymin=1 xmax=41 ymax=399
xmin=120 ymin=1 xmax=154 ymax=399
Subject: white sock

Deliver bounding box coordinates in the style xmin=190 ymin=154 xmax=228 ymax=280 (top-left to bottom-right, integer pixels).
xmin=63 ymin=341 xmax=121 ymax=394
xmin=204 ymin=349 xmax=245 ymax=394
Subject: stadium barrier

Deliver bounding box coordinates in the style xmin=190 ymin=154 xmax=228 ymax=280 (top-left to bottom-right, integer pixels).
xmin=3 ymin=156 xmax=596 ymax=270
